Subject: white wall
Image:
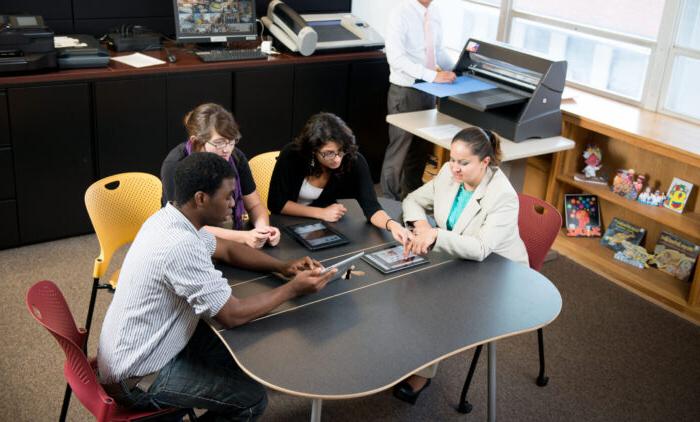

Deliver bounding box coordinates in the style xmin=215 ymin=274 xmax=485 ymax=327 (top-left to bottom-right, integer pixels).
xmin=351 ymin=0 xmax=395 ymax=38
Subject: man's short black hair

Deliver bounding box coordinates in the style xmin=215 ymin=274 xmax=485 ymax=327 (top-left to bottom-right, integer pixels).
xmin=173 ymin=152 xmax=236 ymax=205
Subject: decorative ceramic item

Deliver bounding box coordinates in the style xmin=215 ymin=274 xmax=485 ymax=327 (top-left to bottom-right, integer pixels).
xmin=626 ymin=174 xmax=645 ymax=200
xmin=612 ymin=169 xmax=635 ymax=198
xmin=637 ymin=187 xmax=653 ymax=205
xmin=574 ymin=145 xmax=607 ymax=185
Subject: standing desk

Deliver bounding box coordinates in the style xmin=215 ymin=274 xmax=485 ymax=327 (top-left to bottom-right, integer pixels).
xmin=386 ymin=109 xmax=575 ymax=191
xmin=211 ymin=199 xmax=562 ymax=421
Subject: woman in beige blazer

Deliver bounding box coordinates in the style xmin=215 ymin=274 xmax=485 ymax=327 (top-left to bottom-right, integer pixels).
xmin=392 ymin=126 xmax=528 ymax=405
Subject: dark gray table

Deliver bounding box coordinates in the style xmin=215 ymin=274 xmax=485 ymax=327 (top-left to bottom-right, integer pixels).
xmin=211 ymin=199 xmax=562 ymax=421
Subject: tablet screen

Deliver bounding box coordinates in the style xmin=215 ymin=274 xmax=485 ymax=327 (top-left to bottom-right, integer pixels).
xmin=363 ymin=245 xmax=429 ymax=273
xmin=292 ymin=222 xmax=343 ymax=247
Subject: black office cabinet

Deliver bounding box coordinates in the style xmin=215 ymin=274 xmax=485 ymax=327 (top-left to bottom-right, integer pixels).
xmin=166 ymin=72 xmax=232 ymax=151
xmin=347 ymin=59 xmax=390 ymax=182
xmin=72 ymin=0 xmax=173 ymax=17
xmin=0 ymin=92 xmax=9 ymax=147
xmin=95 ymin=76 xmax=167 ymax=177
xmin=0 ymin=149 xmax=14 ymax=200
xmin=1 ymin=0 xmax=72 ymax=19
xmin=0 ymin=200 xmax=19 ymax=249
xmin=233 ymin=65 xmax=294 ymax=158
xmin=9 ymin=83 xmax=93 ymax=244
xmin=292 ymin=62 xmax=349 ymax=136
xmin=72 ymin=0 xmax=175 ymax=35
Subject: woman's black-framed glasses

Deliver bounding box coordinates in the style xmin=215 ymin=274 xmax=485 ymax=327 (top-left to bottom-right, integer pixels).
xmin=207 ymin=137 xmax=240 ymax=150
xmin=318 ymin=150 xmax=345 ymax=160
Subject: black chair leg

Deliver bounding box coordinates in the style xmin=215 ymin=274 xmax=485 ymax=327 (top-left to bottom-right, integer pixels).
xmin=84 ymin=277 xmax=101 ymax=352
xmin=457 ymin=345 xmax=482 ymax=414
xmin=59 ymin=277 xmax=101 ymax=422
xmin=536 ymin=328 xmax=549 ymax=386
xmin=59 ymin=382 xmax=72 ymax=422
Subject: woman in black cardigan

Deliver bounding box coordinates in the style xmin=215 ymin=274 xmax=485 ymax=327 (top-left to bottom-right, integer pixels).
xmin=268 ymin=112 xmax=411 ymax=244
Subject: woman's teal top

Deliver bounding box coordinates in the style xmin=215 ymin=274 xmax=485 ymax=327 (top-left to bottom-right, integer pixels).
xmin=446 ymin=184 xmax=473 ymax=231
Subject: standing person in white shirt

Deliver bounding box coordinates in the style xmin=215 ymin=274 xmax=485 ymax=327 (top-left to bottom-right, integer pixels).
xmin=380 ymin=0 xmax=457 ymax=201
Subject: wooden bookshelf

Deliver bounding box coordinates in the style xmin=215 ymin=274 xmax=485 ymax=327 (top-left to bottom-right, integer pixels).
xmin=545 ymin=88 xmax=700 ymax=323
xmin=554 ymin=232 xmax=694 ymax=314
xmin=556 ymin=173 xmax=700 ymax=240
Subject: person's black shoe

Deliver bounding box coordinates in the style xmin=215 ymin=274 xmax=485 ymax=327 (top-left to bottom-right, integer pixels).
xmin=392 ymin=378 xmax=431 ymax=405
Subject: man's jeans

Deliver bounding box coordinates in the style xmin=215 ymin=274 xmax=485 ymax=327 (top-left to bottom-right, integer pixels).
xmin=113 ymin=321 xmax=267 ymax=422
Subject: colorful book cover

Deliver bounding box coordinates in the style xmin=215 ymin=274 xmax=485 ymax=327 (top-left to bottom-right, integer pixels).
xmin=663 ymin=177 xmax=693 ymax=213
xmin=651 ymin=231 xmax=700 ymax=282
xmin=564 ymin=194 xmax=602 ymax=237
xmin=600 ymin=217 xmax=646 ymax=252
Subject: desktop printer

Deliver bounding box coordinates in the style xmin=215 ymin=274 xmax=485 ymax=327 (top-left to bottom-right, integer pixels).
xmin=0 ymin=15 xmax=57 ymax=73
xmin=438 ymin=39 xmax=567 ymax=142
xmin=56 ymin=35 xmax=109 ymax=69
xmin=261 ymin=0 xmax=383 ymax=56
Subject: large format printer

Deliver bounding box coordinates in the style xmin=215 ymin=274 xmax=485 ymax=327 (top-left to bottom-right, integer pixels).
xmin=0 ymin=15 xmax=57 ymax=72
xmin=262 ymin=0 xmax=383 ymax=56
xmin=438 ymin=39 xmax=567 ymax=142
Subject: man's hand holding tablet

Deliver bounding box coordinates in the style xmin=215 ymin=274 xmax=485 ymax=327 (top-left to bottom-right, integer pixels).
xmin=319 ymin=252 xmax=365 ymax=281
xmin=280 ymin=256 xmax=324 ymax=277
xmin=288 ymin=267 xmax=338 ymax=295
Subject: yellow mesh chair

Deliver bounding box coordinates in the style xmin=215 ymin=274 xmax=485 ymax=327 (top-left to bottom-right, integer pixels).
xmin=248 ymin=151 xmax=280 ymax=209
xmin=83 ymin=172 xmax=162 ymax=341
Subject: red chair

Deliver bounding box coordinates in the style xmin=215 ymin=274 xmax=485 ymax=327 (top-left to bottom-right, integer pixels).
xmin=457 ymin=194 xmax=562 ymax=413
xmin=26 ymin=280 xmax=196 ymax=422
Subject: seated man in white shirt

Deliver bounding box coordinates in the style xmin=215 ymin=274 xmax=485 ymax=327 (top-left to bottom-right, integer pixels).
xmin=97 ymin=152 xmax=336 ymax=421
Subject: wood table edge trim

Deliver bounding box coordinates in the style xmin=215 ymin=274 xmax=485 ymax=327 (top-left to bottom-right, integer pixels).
xmin=206 ymin=311 xmax=561 ymax=400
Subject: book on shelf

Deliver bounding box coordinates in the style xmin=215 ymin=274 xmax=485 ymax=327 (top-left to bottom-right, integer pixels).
xmin=663 ymin=177 xmax=693 ymax=213
xmin=613 ymin=241 xmax=652 ymax=269
xmin=650 ymin=231 xmax=700 ymax=282
xmin=600 ymin=217 xmax=646 ymax=252
xmin=564 ymin=194 xmax=602 ymax=237
xmin=574 ymin=172 xmax=608 ymax=186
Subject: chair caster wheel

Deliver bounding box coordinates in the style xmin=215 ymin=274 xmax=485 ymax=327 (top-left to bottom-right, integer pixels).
xmin=536 ymin=375 xmax=549 ymax=387
xmin=457 ymin=401 xmax=473 ymax=414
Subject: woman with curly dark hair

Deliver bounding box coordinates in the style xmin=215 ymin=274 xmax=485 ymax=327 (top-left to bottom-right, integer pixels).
xmin=268 ymin=112 xmax=411 ymax=244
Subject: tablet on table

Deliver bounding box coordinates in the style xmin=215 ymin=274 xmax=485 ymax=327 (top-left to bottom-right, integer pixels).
xmin=285 ymin=221 xmax=349 ymax=251
xmin=362 ymin=245 xmax=429 ymax=274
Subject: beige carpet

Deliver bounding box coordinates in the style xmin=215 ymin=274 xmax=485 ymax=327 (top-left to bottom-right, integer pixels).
xmin=2 ymin=234 xmax=699 ymax=421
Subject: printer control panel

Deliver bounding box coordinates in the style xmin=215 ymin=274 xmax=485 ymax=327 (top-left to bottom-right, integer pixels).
xmin=1 ymin=15 xmax=46 ymax=30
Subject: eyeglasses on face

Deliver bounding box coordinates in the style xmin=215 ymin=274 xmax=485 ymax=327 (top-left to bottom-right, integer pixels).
xmin=206 ymin=137 xmax=240 ymax=150
xmin=318 ymin=150 xmax=345 ymax=160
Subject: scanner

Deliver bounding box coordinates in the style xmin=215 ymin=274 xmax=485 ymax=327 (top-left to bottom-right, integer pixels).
xmin=0 ymin=15 xmax=57 ymax=73
xmin=438 ymin=39 xmax=567 ymax=142
xmin=262 ymin=0 xmax=317 ymax=56
xmin=261 ymin=0 xmax=383 ymax=56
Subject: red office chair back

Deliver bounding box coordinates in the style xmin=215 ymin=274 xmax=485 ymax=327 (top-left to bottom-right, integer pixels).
xmin=517 ymin=194 xmax=562 ymax=271
xmin=26 ymin=280 xmax=117 ymax=421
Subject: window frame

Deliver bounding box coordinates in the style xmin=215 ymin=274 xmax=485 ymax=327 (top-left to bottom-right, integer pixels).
xmin=454 ymin=0 xmax=700 ymax=124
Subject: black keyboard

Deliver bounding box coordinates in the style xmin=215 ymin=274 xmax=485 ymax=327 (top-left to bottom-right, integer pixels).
xmin=195 ymin=49 xmax=268 ymax=63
